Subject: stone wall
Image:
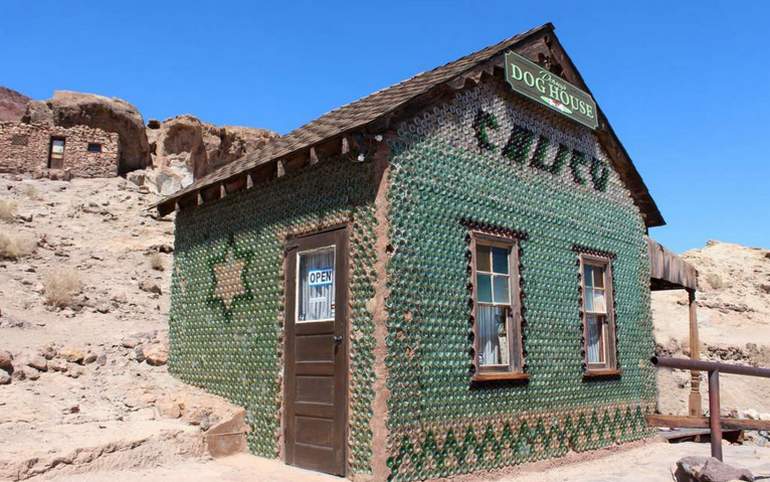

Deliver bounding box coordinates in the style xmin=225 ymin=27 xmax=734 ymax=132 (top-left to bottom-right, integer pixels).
xmin=0 ymin=121 xmax=119 ymax=177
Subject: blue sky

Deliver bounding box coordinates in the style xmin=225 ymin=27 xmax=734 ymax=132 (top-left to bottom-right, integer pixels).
xmin=2 ymin=1 xmax=768 ymax=252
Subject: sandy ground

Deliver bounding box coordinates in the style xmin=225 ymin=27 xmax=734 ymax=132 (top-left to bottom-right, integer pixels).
xmin=39 ymin=441 xmax=770 ymax=482
xmin=2 ymin=175 xmax=770 ymax=480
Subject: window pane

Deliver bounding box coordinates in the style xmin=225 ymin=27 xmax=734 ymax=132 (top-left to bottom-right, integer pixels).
xmin=586 ymin=314 xmax=604 ymax=363
xmin=297 ymin=247 xmax=335 ymax=322
xmin=493 ymin=275 xmax=510 ymax=304
xmin=593 ymin=266 xmax=605 ymax=288
xmin=476 ymin=245 xmax=491 ymax=272
xmin=583 ymin=288 xmax=594 ymax=312
xmin=593 ymin=289 xmax=607 ymax=313
xmin=476 ymin=273 xmax=492 ymax=303
xmin=492 ymin=247 xmax=509 ymax=274
xmin=477 ymin=305 xmax=510 ymax=367
xmin=583 ymin=265 xmax=593 ymax=288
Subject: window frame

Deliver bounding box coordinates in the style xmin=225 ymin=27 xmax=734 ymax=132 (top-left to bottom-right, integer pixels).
xmin=578 ymin=253 xmax=620 ymax=378
xmin=470 ymin=231 xmax=527 ymax=382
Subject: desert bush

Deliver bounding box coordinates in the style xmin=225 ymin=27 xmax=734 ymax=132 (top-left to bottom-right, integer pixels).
xmin=43 ymin=268 xmax=82 ymax=308
xmin=20 ymin=183 xmax=41 ymax=200
xmin=149 ymin=252 xmax=165 ymax=271
xmin=0 ymin=199 xmax=17 ymax=222
xmin=705 ymin=272 xmax=724 ymax=290
xmin=0 ymin=232 xmax=36 ymax=259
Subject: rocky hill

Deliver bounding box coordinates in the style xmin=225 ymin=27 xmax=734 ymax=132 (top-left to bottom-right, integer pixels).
xmin=653 ymin=241 xmax=770 ymax=419
xmin=0 ymin=175 xmax=243 ymax=480
xmin=0 ymin=86 xmax=30 ymax=122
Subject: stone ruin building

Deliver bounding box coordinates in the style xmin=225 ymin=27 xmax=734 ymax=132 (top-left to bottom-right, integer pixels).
xmin=0 ymin=121 xmax=119 ymax=178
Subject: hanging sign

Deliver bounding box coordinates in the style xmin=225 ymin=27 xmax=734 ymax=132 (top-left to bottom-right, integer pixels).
xmin=504 ymin=51 xmax=598 ymax=130
xmin=308 ymin=268 xmax=334 ymax=287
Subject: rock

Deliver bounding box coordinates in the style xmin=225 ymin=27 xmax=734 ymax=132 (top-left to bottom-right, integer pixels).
xmin=27 ymin=355 xmax=48 ymax=372
xmin=0 ymin=371 xmax=10 ymax=384
xmin=205 ymin=408 xmax=249 ymax=458
xmin=143 ymin=344 xmax=168 ymax=366
xmin=148 ymin=114 xmax=278 ymax=181
xmin=83 ymin=352 xmax=97 ymax=364
xmin=48 ymin=359 xmax=68 ymax=372
xmin=21 ymin=366 xmax=40 ymax=381
xmin=126 ymin=170 xmax=146 ymax=187
xmin=156 ymin=398 xmax=182 ymax=419
xmin=139 ymin=279 xmax=162 ymax=295
xmin=0 ymin=350 xmax=13 ymax=373
xmin=11 ymin=369 xmax=25 ymax=381
xmin=22 ymin=100 xmax=53 ymax=125
xmin=0 ymin=86 xmax=30 ymax=122
xmin=66 ymin=364 xmax=83 ymax=378
xmin=96 ymin=353 xmax=107 ymax=366
xmin=59 ymin=347 xmax=85 ymax=364
xmin=121 ymin=337 xmax=140 ymax=349
xmin=133 ymin=345 xmax=146 ymax=363
xmin=673 ymin=456 xmax=753 ymax=482
xmin=29 ymin=90 xmax=151 ymax=174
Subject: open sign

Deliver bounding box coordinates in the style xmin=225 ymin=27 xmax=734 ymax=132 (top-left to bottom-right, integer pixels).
xmin=308 ymin=268 xmax=333 ymax=286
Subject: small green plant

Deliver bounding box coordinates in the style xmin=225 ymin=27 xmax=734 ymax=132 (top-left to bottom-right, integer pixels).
xmin=43 ymin=268 xmax=82 ymax=308
xmin=0 ymin=232 xmax=36 ymax=259
xmin=0 ymin=199 xmax=17 ymax=222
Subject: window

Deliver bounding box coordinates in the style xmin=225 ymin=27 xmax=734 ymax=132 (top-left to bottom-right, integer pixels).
xmin=579 ymin=254 xmax=619 ymax=376
xmin=471 ymin=232 xmax=525 ymax=381
xmin=87 ymin=143 xmax=102 ymax=153
xmin=11 ymin=134 xmax=28 ymax=146
xmin=296 ymin=246 xmax=335 ymax=322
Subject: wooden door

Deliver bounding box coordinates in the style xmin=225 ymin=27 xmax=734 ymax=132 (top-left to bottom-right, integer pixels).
xmin=284 ymin=227 xmax=348 ymax=476
xmin=48 ymin=138 xmax=65 ymax=169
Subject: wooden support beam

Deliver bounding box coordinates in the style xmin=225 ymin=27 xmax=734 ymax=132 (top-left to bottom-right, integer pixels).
xmin=309 ymin=147 xmax=319 ymax=165
xmin=647 ymin=414 xmax=770 ymax=432
xmin=688 ymin=288 xmax=702 ymax=417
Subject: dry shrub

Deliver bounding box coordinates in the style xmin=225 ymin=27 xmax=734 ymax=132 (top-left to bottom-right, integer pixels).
xmin=706 ymin=272 xmax=724 ymax=290
xmin=0 ymin=232 xmax=36 ymax=259
xmin=20 ymin=183 xmax=41 ymax=200
xmin=43 ymin=268 xmax=82 ymax=308
xmin=0 ymin=199 xmax=17 ymax=222
xmin=149 ymin=252 xmax=165 ymax=271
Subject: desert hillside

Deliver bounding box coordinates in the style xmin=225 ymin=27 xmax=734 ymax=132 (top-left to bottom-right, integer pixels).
xmin=653 ymin=241 xmax=770 ymax=418
xmin=0 ymin=174 xmax=241 ymax=481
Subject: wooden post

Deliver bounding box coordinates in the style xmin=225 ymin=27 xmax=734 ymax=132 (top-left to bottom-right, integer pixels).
xmin=708 ymin=369 xmax=723 ymax=461
xmin=688 ymin=288 xmax=702 ymax=416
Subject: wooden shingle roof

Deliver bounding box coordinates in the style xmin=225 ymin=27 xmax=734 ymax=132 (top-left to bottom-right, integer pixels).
xmin=155 ymin=23 xmax=664 ymax=227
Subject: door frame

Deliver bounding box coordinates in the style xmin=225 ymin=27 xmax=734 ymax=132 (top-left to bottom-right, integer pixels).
xmin=283 ymin=224 xmax=349 ymax=476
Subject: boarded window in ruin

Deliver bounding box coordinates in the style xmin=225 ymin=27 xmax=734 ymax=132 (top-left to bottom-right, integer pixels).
xmin=87 ymin=143 xmax=102 ymax=153
xmin=11 ymin=134 xmax=28 ymax=146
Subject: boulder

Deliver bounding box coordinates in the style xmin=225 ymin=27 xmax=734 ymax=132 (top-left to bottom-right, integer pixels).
xmin=156 ymin=397 xmax=182 ymax=419
xmin=22 ymin=100 xmax=53 ymax=125
xmin=205 ymin=408 xmax=250 ymax=458
xmin=21 ymin=366 xmax=40 ymax=381
xmin=149 ymin=114 xmax=278 ymax=181
xmin=0 ymin=350 xmax=13 ymax=373
xmin=59 ymin=347 xmax=85 ymax=364
xmin=0 ymin=86 xmax=30 ymax=122
xmin=673 ymin=456 xmax=753 ymax=482
xmin=0 ymin=370 xmax=10 ymax=384
xmin=139 ymin=279 xmax=162 ymax=295
xmin=48 ymin=358 xmax=68 ymax=372
xmin=143 ymin=343 xmax=168 ymax=366
xmin=27 ymin=355 xmax=48 ymax=372
xmin=33 ymin=90 xmax=151 ymax=174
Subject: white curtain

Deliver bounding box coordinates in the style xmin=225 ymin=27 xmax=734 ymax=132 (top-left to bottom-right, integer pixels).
xmin=478 ymin=305 xmax=507 ymax=366
xmin=298 ymin=248 xmax=335 ymax=322
xmin=586 ymin=314 xmax=602 ymax=363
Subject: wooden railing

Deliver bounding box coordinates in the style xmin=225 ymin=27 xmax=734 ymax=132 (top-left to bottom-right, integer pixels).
xmin=649 ymin=356 xmax=770 ymax=461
